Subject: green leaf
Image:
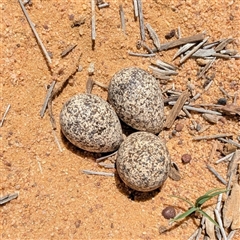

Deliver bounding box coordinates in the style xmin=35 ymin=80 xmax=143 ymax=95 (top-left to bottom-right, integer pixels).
xmin=170 ymin=207 xmax=198 ymax=223
xmin=169 ymin=195 xmax=194 ymax=208
xmin=195 ymin=188 xmax=227 ymax=207
xmin=203 ymin=188 xmax=226 ymax=196
xmin=198 ymin=209 xmax=219 ymax=228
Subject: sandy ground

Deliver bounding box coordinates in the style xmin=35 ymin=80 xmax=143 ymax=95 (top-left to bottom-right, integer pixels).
xmin=1 ymin=0 xmax=240 ymax=239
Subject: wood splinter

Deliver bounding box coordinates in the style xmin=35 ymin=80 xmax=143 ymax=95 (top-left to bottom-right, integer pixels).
xmin=164 ymin=90 xmax=190 ymax=129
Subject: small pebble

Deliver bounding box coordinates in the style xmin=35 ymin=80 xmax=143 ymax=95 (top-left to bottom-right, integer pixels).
xmin=181 ymin=154 xmax=192 ymax=164
xmin=175 ymin=123 xmax=184 ymax=132
xmin=196 ymin=124 xmax=202 ymax=132
xmin=136 ymin=40 xmax=142 ymax=50
xmin=171 ymin=129 xmax=177 ymax=136
xmin=68 ymin=14 xmax=74 ymax=21
xmin=162 ymin=206 xmax=176 ymax=219
xmin=74 ymin=220 xmax=81 ymax=228
xmin=165 ymin=29 xmax=175 ymax=39
xmin=217 ymin=98 xmax=227 ymax=105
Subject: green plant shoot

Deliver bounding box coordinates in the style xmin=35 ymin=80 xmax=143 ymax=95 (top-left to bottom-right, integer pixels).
xmin=169 ymin=188 xmax=228 ymax=227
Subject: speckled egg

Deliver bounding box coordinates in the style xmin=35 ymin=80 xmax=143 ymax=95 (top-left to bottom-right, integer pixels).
xmin=116 ymin=131 xmax=171 ymax=192
xmin=60 ymin=93 xmax=123 ymax=153
xmin=108 ymin=67 xmax=165 ymax=134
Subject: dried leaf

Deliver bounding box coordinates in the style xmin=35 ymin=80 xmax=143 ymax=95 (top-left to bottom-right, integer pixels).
xmin=223 ymin=182 xmax=240 ymax=229
xmin=169 ymin=163 xmax=181 ymax=181
xmin=227 ymin=150 xmax=240 ymax=179
xmin=205 ymin=208 xmax=216 ymax=240
xmin=202 ymin=113 xmax=224 ymax=124
xmin=213 ymin=104 xmax=240 ymax=115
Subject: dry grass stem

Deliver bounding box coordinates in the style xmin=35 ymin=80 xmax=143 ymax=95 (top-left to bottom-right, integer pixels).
xmin=206 ymin=165 xmax=227 ymax=185
xmin=133 ymin=0 xmax=138 ymax=18
xmin=140 ymin=41 xmax=153 ymax=53
xmin=93 ymin=80 xmax=109 ymax=90
xmin=119 ymin=5 xmax=126 ymax=34
xmin=214 ymin=209 xmax=227 ymax=240
xmin=153 ymin=32 xmax=205 ymax=52
xmin=0 ymin=192 xmax=19 ymax=205
xmin=203 ymin=79 xmax=213 ymax=91
xmin=96 ymin=151 xmax=117 ymax=163
xmin=193 ymin=134 xmax=233 ymax=141
xmin=155 ymin=59 xmax=177 ymax=70
xmin=146 ymin=23 xmax=161 ymax=50
xmin=216 ymin=193 xmax=223 ymax=212
xmin=172 ymin=42 xmax=195 ymax=60
xmin=61 ymin=44 xmax=77 ymax=58
xmin=98 ymin=3 xmax=109 ymax=9
xmin=218 ymin=138 xmax=240 ymax=149
xmin=149 ymin=65 xmax=177 ymax=76
xmin=82 ymin=170 xmax=114 ymax=177
xmin=215 ymin=38 xmax=234 ymax=52
xmin=227 ymin=230 xmax=237 ymax=240
xmin=137 ymin=0 xmax=145 ymax=41
xmin=52 ymin=130 xmax=63 ymax=152
xmin=40 ymin=81 xmax=56 ymax=118
xmin=98 ymin=162 xmax=115 ymax=169
xmin=86 ymin=78 xmax=94 ymax=94
xmin=18 ymin=0 xmax=51 ymax=64
xmin=197 ymin=57 xmax=216 ymax=79
xmin=91 ymin=0 xmax=96 ymax=41
xmin=47 ymin=95 xmax=56 ymax=130
xmin=180 ymin=37 xmax=209 ymax=64
xmin=0 ymin=104 xmax=11 ymax=127
xmin=182 ymin=105 xmax=222 ymax=115
xmin=36 ymin=156 xmax=43 ymax=174
xmin=128 ymin=51 xmax=156 ymax=57
xmin=216 ymin=152 xmax=234 ymax=164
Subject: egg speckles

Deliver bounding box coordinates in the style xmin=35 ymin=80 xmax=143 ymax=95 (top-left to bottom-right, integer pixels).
xmin=60 ymin=93 xmax=123 ymax=153
xmin=116 ymin=132 xmax=171 ymax=192
xmin=108 ymin=67 xmax=165 ymax=134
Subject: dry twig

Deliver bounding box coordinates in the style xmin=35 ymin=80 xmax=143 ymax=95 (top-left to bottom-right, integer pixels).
xmin=119 ymin=5 xmax=126 ymax=34
xmin=153 ymin=32 xmax=206 ymax=52
xmin=91 ymin=0 xmax=96 ymax=42
xmin=193 ymin=134 xmax=233 ymax=141
xmin=0 ymin=192 xmax=19 ymax=205
xmin=137 ymin=0 xmax=145 ymax=41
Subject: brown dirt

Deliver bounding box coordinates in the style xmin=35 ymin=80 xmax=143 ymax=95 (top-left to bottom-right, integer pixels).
xmin=1 ymin=0 xmax=240 ymax=239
